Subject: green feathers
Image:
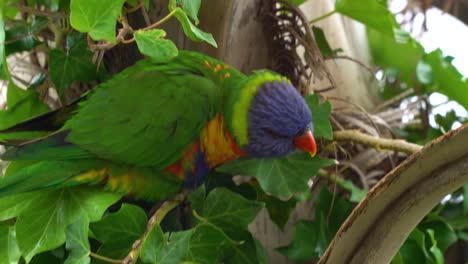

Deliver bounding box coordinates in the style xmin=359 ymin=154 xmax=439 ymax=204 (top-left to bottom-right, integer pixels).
xmin=0 ymin=51 xmax=254 ymax=199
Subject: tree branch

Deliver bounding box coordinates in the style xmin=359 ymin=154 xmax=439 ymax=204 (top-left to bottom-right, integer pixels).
xmin=333 ymin=130 xmax=423 ymax=154
xmin=123 ymin=193 xmax=185 ymax=264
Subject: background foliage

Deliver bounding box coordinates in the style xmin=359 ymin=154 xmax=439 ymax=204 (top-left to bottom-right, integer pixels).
xmin=0 ymin=0 xmax=467 ymax=263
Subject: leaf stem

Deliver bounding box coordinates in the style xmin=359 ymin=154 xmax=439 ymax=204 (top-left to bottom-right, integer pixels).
xmin=89 ymin=252 xmax=122 ymax=264
xmin=141 ymin=8 xmax=178 ymax=31
xmin=309 ymin=10 xmax=337 ymax=24
xmin=192 ymin=209 xmax=208 ymax=223
xmin=123 ymin=193 xmax=185 ymax=264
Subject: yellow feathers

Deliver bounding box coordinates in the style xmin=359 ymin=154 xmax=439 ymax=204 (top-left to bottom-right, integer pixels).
xmin=200 ymin=114 xmax=245 ymax=168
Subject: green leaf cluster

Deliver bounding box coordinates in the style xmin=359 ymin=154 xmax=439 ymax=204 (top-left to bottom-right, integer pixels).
xmin=0 ymin=187 xmax=122 ymax=263
xmin=277 ymin=187 xmax=353 ymax=262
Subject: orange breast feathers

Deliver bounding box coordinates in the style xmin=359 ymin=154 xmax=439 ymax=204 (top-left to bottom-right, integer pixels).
xmin=200 ymin=114 xmax=245 ymax=168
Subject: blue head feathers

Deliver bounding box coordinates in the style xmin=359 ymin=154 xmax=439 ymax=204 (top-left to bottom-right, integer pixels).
xmin=245 ymin=81 xmax=313 ymax=157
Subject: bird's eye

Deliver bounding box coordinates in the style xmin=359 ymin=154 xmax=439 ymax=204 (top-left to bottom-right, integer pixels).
xmin=264 ymin=128 xmax=288 ymax=139
xmin=294 ymin=127 xmax=308 ymax=137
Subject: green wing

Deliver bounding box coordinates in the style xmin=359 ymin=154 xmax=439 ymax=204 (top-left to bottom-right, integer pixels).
xmin=64 ymin=60 xmax=221 ymax=169
xmin=0 ymin=159 xmax=180 ymax=200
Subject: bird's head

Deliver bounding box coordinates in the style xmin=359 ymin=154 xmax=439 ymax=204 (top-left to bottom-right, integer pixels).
xmin=230 ymin=72 xmax=317 ymax=158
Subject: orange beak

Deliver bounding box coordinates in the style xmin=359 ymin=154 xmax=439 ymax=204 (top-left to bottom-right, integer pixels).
xmin=293 ymin=130 xmax=317 ymax=157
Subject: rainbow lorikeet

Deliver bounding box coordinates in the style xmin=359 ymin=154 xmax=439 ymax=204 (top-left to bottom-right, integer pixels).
xmin=0 ymin=51 xmax=316 ymax=200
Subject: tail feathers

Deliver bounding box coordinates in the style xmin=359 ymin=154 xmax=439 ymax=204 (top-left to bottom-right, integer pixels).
xmin=0 ymin=101 xmax=79 ymax=146
xmin=0 ymin=160 xmax=182 ymax=201
xmin=1 ymin=131 xmax=95 ymax=161
xmin=0 ymin=159 xmax=105 ymax=197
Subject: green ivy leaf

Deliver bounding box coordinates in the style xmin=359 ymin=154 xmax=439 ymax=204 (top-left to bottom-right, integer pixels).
xmin=278 ymin=188 xmax=353 ymax=261
xmin=340 ymin=179 xmax=368 ymax=203
xmin=7 ymin=188 xmax=121 ymax=263
xmin=368 ymin=28 xmax=424 ymax=85
xmin=403 ymin=228 xmax=432 ymax=262
xmin=277 ymin=220 xmax=319 ymax=261
xmin=218 ymin=153 xmax=335 ymax=198
xmin=70 ymin=0 xmax=126 ymax=42
xmin=435 ymin=110 xmax=460 ymax=132
xmin=0 ymin=82 xmax=50 ymax=130
xmin=29 ymin=250 xmax=65 ymax=264
xmin=49 ymin=32 xmax=101 ymax=94
xmin=139 ymin=224 xmax=165 ymax=264
xmin=90 ymin=204 xmax=147 ymax=260
xmin=186 ymin=223 xmax=232 ymax=263
xmin=306 ymin=94 xmax=333 ymax=140
xmin=188 ymin=184 xmax=206 ymax=214
xmin=0 ymin=224 xmax=21 ymax=264
xmin=199 ymin=188 xmax=264 ymax=239
xmin=391 ymin=251 xmax=404 ymax=264
xmin=0 ymin=191 xmax=38 ymax=221
xmin=312 ymin=26 xmax=338 ymax=57
xmin=419 ymin=214 xmax=458 ymax=252
xmin=134 ymin=29 xmax=179 ymax=63
xmin=224 ymin=234 xmax=267 ymax=264
xmin=335 ymin=0 xmax=396 ymax=37
xmin=427 ymin=229 xmax=444 ymax=264
xmin=169 ymin=0 xmax=201 ymax=24
xmin=5 ymin=17 xmax=48 ymax=55
xmin=314 ymin=187 xmax=353 ymax=238
xmin=256 ymin=187 xmax=297 ymax=231
xmin=64 ymin=216 xmax=90 ymax=264
xmin=140 ymin=223 xmax=230 ymax=264
xmin=173 ymin=8 xmax=217 ymax=47
xmin=416 ymin=60 xmax=433 ymax=85
xmin=91 ymin=204 xmax=147 ymax=244
xmin=422 ymin=49 xmax=468 ymax=109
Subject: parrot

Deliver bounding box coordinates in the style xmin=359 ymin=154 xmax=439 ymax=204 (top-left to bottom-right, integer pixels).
xmin=0 ymin=51 xmax=316 ymax=201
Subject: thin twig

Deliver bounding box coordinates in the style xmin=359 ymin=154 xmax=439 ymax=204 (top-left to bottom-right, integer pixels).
xmin=89 ymin=252 xmax=122 ymax=264
xmin=314 ymin=85 xmax=335 ymax=93
xmin=333 ymin=130 xmax=422 ymax=154
xmin=327 ymin=96 xmax=385 ymax=139
xmin=139 ymin=0 xmax=151 ymax=26
xmin=374 ymin=88 xmax=415 ymax=112
xmin=309 ymin=10 xmax=337 ymax=24
xmin=325 ymin=55 xmax=375 ymax=77
xmin=123 ymin=193 xmax=185 ymax=264
xmin=10 ymin=4 xmax=67 ymax=18
xmin=340 ymin=161 xmax=369 ymax=189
